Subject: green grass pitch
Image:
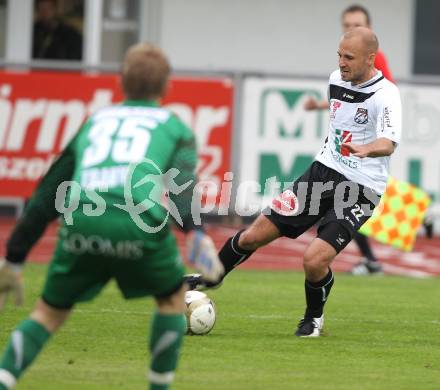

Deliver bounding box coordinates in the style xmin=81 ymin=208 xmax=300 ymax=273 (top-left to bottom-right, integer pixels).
xmin=1 ymin=264 xmax=439 ymax=389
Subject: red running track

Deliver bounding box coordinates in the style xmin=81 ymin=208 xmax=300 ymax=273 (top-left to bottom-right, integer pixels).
xmin=1 ymin=218 xmax=439 ymax=277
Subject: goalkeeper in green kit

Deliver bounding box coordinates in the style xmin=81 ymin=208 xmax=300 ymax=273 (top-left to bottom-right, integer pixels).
xmin=0 ymin=42 xmax=223 ymax=390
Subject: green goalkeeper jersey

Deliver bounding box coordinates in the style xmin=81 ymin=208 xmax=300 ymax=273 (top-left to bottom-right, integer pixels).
xmin=7 ymin=100 xmax=198 ymax=262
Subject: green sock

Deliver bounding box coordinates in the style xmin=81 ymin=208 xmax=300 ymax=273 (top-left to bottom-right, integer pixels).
xmin=0 ymin=319 xmax=51 ymax=388
xmin=148 ymin=312 xmax=186 ymax=390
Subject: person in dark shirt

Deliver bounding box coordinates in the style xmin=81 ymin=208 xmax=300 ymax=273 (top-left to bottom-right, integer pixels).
xmin=32 ymin=0 xmax=83 ymax=60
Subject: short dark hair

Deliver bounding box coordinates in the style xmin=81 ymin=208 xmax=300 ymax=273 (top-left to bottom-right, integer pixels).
xmin=342 ymin=4 xmax=371 ymax=26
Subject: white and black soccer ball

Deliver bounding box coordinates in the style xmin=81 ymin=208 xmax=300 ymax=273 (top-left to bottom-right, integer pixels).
xmin=184 ymin=291 xmax=216 ymax=335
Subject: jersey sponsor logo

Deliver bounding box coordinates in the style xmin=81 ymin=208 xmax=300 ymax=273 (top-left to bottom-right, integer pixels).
xmin=271 ymin=189 xmax=299 ymax=216
xmin=61 ymin=230 xmax=144 ymax=259
xmin=330 ymin=100 xmax=342 ymax=120
xmin=354 ymin=108 xmax=368 ymax=124
xmin=329 ymin=84 xmax=375 ymax=103
xmin=334 ymin=129 xmax=352 ymax=156
xmin=383 ymin=107 xmax=393 ymax=127
xmin=330 ymin=149 xmax=359 ymax=169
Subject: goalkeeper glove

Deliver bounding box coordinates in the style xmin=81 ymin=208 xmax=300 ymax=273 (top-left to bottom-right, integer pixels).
xmin=0 ymin=258 xmax=24 ymax=311
xmin=186 ymin=230 xmax=224 ymax=283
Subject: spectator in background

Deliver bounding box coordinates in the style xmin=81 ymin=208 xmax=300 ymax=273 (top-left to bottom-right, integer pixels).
xmin=340 ymin=5 xmax=394 ymax=83
xmin=33 ymin=0 xmax=83 ymax=60
xmin=304 ymin=4 xmax=393 ymax=275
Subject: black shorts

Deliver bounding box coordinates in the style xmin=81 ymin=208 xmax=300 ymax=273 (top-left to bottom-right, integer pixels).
xmin=264 ymin=161 xmax=380 ymax=252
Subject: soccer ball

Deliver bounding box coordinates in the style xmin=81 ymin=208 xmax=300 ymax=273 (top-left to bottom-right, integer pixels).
xmin=184 ymin=291 xmax=216 ymax=335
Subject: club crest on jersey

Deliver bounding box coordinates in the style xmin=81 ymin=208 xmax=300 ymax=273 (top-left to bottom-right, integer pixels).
xmin=354 ymin=108 xmax=368 ymax=124
xmin=335 ymin=129 xmax=352 ymax=156
xmin=271 ymin=190 xmax=299 ymax=216
xmin=330 ymin=100 xmax=342 ymax=120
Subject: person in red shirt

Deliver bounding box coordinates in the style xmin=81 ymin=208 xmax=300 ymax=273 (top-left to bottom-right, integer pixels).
xmin=341 ymin=5 xmax=394 ymax=83
xmin=374 ymin=50 xmax=393 ymax=83
xmin=304 ymin=4 xmax=393 ymax=275
xmin=305 ymin=5 xmax=394 ymax=113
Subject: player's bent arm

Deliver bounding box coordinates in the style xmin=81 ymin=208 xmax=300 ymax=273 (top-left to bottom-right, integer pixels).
xmin=166 ymin=135 xmax=200 ymax=233
xmin=342 ymin=137 xmax=396 ymax=158
xmin=362 ymin=137 xmax=396 ymax=157
xmin=317 ymin=100 xmax=330 ymax=110
xmin=6 ymin=143 xmax=76 ymax=266
xmin=305 ymin=74 xmax=335 ymax=112
xmin=344 ymin=85 xmax=401 ymax=159
xmin=0 ymin=146 xmax=76 ymax=310
xmin=1 ymin=133 xmax=79 ymax=310
xmin=166 ymin=127 xmax=224 ymax=282
xmin=304 ymin=98 xmax=330 ymax=111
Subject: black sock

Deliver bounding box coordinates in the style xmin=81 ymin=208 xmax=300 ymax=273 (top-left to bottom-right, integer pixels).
xmin=304 ymin=269 xmax=334 ymax=319
xmin=353 ymin=233 xmax=377 ymax=262
xmin=218 ymin=230 xmax=254 ymax=276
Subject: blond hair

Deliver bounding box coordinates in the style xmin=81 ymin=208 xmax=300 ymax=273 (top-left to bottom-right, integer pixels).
xmin=121 ymin=42 xmax=170 ymax=100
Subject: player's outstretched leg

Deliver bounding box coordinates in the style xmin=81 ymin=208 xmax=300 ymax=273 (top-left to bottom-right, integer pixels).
xmin=184 ymin=215 xmax=281 ymax=290
xmin=149 ymin=284 xmax=187 ymax=390
xmin=295 ymin=231 xmax=341 ymax=337
xmin=0 ymin=299 xmax=70 ymax=389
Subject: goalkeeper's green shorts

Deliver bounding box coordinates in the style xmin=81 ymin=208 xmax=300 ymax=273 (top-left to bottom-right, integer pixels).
xmin=41 ymin=219 xmax=185 ymax=309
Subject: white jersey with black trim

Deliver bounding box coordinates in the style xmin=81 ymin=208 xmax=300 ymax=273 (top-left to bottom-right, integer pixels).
xmin=315 ymin=69 xmax=402 ymax=195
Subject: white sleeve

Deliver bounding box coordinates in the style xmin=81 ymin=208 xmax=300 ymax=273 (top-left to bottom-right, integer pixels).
xmin=375 ymin=86 xmax=402 ymax=144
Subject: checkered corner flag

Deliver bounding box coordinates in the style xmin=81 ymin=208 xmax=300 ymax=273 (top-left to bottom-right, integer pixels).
xmin=359 ymin=177 xmax=431 ymax=252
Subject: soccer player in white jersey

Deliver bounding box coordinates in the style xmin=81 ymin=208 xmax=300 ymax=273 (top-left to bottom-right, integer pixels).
xmin=185 ymin=27 xmax=402 ymax=337
xmin=305 ymin=4 xmax=396 ymax=276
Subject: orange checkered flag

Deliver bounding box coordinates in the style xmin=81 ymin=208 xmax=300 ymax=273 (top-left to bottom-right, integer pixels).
xmin=359 ymin=177 xmax=431 ymax=252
